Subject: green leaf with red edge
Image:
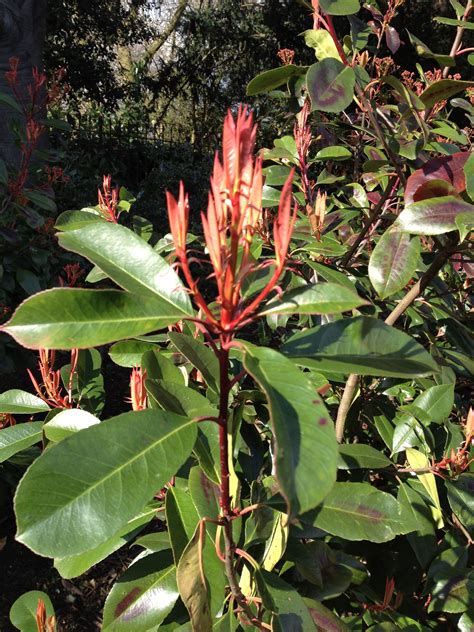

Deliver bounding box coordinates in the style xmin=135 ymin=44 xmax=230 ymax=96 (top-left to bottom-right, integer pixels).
xmin=319 ymin=0 xmax=360 ymax=15
xmin=246 ymin=65 xmax=308 ymax=96
xmin=1 ymin=289 xmax=185 ymax=350
xmin=397 ymin=196 xmax=474 ymax=235
xmin=102 ymin=550 xmax=179 ymax=631
xmin=242 ymin=344 xmax=338 ymax=519
xmin=368 ymin=228 xmax=420 ymax=299
xmin=419 ymin=80 xmax=474 ymax=109
xmin=304 ymin=482 xmax=414 ymax=543
xmin=14 ymin=410 xmax=197 ymax=557
xmin=307 ymin=59 xmax=355 ymax=113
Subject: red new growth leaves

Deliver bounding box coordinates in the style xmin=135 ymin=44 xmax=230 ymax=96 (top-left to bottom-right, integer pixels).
xmin=166 ymin=105 xmax=295 ymax=332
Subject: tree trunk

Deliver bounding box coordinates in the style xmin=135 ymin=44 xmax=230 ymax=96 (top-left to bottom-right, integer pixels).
xmin=0 ymin=0 xmax=48 ymax=167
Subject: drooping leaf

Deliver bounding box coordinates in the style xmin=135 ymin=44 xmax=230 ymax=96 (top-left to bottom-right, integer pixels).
xmin=243 ymin=344 xmax=338 ymax=518
xmin=307 ymin=482 xmax=414 ymax=543
xmin=319 ymin=0 xmax=360 ymax=15
xmin=54 ymin=503 xmax=159 ymax=579
xmin=281 ymin=316 xmax=438 ymax=377
xmin=419 ymin=80 xmax=474 ymax=109
xmin=176 ymin=524 xmax=213 ymax=631
xmin=397 ymin=196 xmax=474 ymax=235
xmin=15 ymin=410 xmax=197 ymax=557
xmin=43 ymin=409 xmax=100 ymax=443
xmin=446 ymin=474 xmax=474 ymax=537
xmin=0 ymin=390 xmax=50 ymax=414
xmin=259 ymin=283 xmax=366 ymax=317
xmin=369 ymin=229 xmax=420 ymax=299
xmin=398 ymin=482 xmax=437 ymax=569
xmin=338 ymin=444 xmax=393 ymax=470
xmin=406 ymin=449 xmax=443 ymax=528
xmin=102 ymin=550 xmax=179 ymax=631
xmin=9 ymin=591 xmax=55 ymax=632
xmin=58 ymin=222 xmax=193 ymax=315
xmin=307 ymin=59 xmax=356 ymax=113
xmin=0 ymin=422 xmax=43 ymax=464
xmin=146 ymin=380 xmax=216 ymax=418
xmin=168 ymin=332 xmax=220 ymax=393
xmin=246 ymin=65 xmax=307 ymax=96
xmin=255 ymin=569 xmax=317 ymax=631
xmin=429 ymin=570 xmax=474 ymax=614
xmin=142 ymin=349 xmax=184 ymax=386
xmin=406 ymin=31 xmax=455 ymax=67
xmin=109 ymin=340 xmax=158 ymax=367
xmin=2 ymin=289 xmax=186 ymax=349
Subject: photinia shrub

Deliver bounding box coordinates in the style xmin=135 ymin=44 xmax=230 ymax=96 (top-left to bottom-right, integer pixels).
xmin=1 ymin=1 xmax=474 ymax=630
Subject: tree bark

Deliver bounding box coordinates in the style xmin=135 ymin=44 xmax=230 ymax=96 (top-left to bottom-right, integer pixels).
xmin=0 ymin=0 xmax=48 ymax=166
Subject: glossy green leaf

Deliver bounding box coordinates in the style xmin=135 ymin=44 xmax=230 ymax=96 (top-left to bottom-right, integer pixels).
xmin=259 ymin=283 xmax=366 ymax=316
xmin=446 ymin=474 xmax=474 ymax=537
xmin=338 ymin=444 xmax=393 ymax=470
xmin=315 ymin=146 xmax=352 ymax=161
xmin=58 ymin=222 xmax=193 ymax=315
xmin=0 ymin=422 xmax=43 ymax=463
xmin=246 ymin=65 xmax=307 ymax=95
xmin=54 ymin=503 xmax=159 ymax=579
xmin=281 ymin=316 xmax=438 ymax=377
xmin=2 ymin=289 xmax=185 ymax=349
xmin=0 ymin=389 xmax=50 ymax=414
xmin=109 ymin=340 xmax=158 ymax=367
xmin=433 ymin=16 xmax=474 ymax=29
xmin=193 ymin=423 xmax=221 ymax=484
xmin=9 ymin=591 xmax=54 ymax=632
xmin=407 ymin=31 xmax=455 ymax=67
xmin=243 ymin=344 xmax=338 ymax=518
xmin=15 ymin=410 xmax=197 ymax=557
xmin=307 ymin=59 xmax=355 ymax=113
xmin=411 ymin=384 xmax=454 ymax=424
xmin=458 ymin=612 xmax=474 ymax=632
xmin=43 ymin=409 xmax=100 ymax=442
xmin=55 ymin=209 xmax=103 ymax=231
xmin=169 ymin=332 xmax=219 ymax=393
xmin=176 ymin=523 xmax=213 ymax=631
xmin=391 ymin=415 xmax=424 ymax=454
xmin=398 ymin=196 xmax=474 ymax=235
xmin=62 ymin=348 xmax=104 ymax=416
xmin=102 ymin=550 xmax=179 ymax=631
xmin=369 ymin=229 xmax=420 ymax=299
xmin=255 ymin=569 xmax=316 ymax=631
xmin=319 ymin=0 xmax=360 ymax=15
xmin=308 ymin=482 xmax=413 ymax=543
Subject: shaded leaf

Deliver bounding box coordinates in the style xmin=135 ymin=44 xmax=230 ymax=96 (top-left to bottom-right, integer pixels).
xmin=281 ymin=316 xmax=438 ymax=377
xmin=247 ymin=65 xmax=307 ymax=96
xmin=446 ymin=474 xmax=474 ymax=537
xmin=169 ymin=332 xmax=219 ymax=393
xmin=243 ymin=344 xmax=337 ymax=518
xmin=338 ymin=444 xmax=393 ymax=470
xmin=109 ymin=340 xmax=158 ymax=368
